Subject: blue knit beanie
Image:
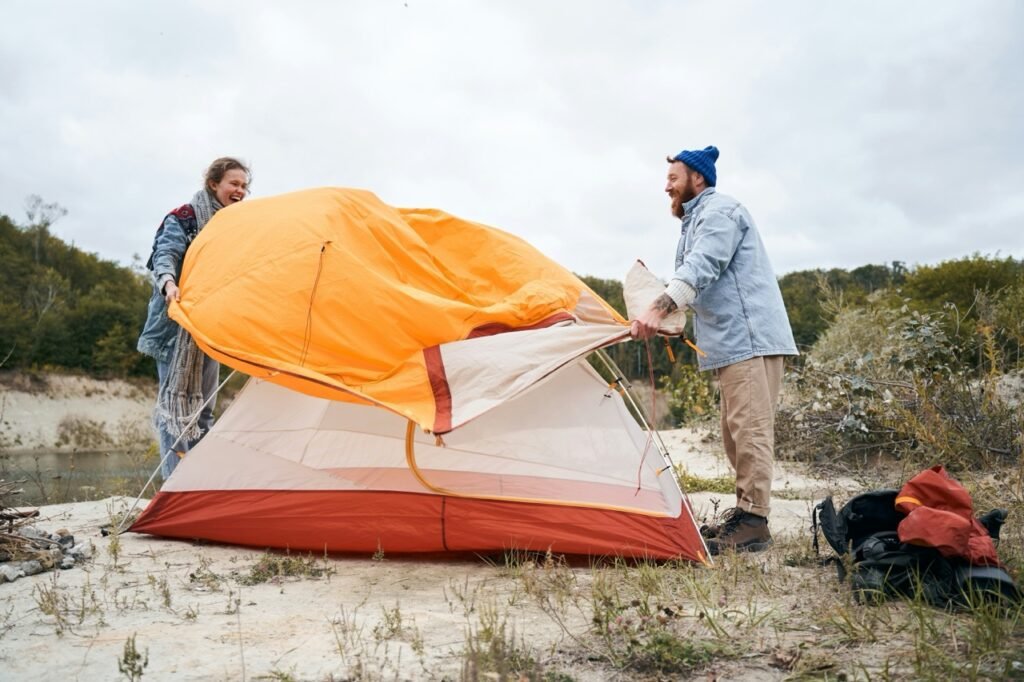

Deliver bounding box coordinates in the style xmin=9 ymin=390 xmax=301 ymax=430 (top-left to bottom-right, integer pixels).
xmin=672 ymin=145 xmax=719 ymax=187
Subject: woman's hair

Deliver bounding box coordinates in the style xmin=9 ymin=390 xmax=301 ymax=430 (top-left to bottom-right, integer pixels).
xmin=205 ymin=157 xmax=252 ymax=192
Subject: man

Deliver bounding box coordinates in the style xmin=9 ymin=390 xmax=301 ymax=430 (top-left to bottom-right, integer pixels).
xmin=631 ymin=145 xmax=798 ymax=555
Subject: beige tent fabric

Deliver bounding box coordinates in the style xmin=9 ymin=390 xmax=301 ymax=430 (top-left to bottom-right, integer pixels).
xmin=165 ymin=360 xmax=682 ymax=517
xmin=624 ymin=260 xmax=688 ymax=334
xmin=438 ymin=323 xmax=629 ymax=430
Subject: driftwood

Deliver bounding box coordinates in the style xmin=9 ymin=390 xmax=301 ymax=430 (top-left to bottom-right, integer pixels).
xmin=1 ymin=478 xmax=39 ymax=542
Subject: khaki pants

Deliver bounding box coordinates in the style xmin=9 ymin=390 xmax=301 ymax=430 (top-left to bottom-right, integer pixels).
xmin=717 ymin=355 xmax=785 ymax=517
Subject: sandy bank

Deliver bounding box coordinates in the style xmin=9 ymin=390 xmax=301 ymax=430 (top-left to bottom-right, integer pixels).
xmin=0 ymin=373 xmax=155 ymax=453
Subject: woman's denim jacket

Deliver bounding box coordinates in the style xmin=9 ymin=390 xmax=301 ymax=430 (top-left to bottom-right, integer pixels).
xmin=672 ymin=188 xmax=798 ymax=371
xmin=136 ymin=213 xmax=193 ymax=362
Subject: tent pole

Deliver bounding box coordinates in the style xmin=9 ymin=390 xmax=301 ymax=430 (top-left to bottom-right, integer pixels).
xmin=594 ymin=349 xmax=673 ymax=463
xmin=114 ymin=369 xmax=237 ymax=535
xmin=595 ymin=347 xmax=713 ymax=564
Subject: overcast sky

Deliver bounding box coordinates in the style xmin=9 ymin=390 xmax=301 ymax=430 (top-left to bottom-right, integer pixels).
xmin=2 ymin=1 xmax=1022 ymax=280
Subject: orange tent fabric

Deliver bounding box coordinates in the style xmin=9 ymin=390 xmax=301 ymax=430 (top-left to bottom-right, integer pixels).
xmin=170 ymin=187 xmax=627 ymax=433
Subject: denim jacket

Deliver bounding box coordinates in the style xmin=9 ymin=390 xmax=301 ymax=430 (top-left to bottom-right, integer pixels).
xmin=672 ymin=188 xmax=797 ymax=371
xmin=136 ymin=213 xmax=193 ymax=361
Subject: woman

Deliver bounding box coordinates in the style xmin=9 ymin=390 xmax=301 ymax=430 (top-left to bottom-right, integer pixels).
xmin=137 ymin=157 xmax=251 ymax=479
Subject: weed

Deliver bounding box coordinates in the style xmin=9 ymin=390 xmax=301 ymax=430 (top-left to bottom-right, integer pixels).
xmin=408 ymin=619 xmax=425 ymax=658
xmin=117 ymin=633 xmax=148 ymax=681
xmin=30 ymin=570 xmax=102 ymax=636
xmin=188 ymin=554 xmax=223 ymax=591
xmin=0 ymin=603 xmax=13 ymax=640
xmin=372 ymin=603 xmax=403 ymax=641
xmin=224 ymin=587 xmax=241 ymax=615
xmin=674 ymin=466 xmax=735 ymax=494
xmin=106 ymin=500 xmax=140 ymax=534
xmin=445 ymin=574 xmax=480 ymax=618
xmin=330 ymin=605 xmax=363 ymax=658
xmin=147 ymin=574 xmax=172 ymax=608
xmin=107 ymin=531 xmax=121 ymax=569
xmin=236 ymin=551 xmax=335 ymax=586
xmin=33 ymin=571 xmax=69 ymax=636
xmin=460 ymin=600 xmax=545 ymax=681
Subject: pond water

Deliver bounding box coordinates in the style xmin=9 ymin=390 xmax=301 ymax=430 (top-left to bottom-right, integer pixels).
xmin=0 ymin=449 xmax=157 ymax=507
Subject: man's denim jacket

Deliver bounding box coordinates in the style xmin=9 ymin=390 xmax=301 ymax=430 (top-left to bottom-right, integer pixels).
xmin=136 ymin=213 xmax=192 ymax=362
xmin=672 ymin=188 xmax=798 ymax=371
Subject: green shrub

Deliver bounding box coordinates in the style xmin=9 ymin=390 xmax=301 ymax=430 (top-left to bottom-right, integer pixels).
xmin=659 ymin=364 xmax=715 ymax=426
xmin=776 ymin=286 xmax=1022 ymax=474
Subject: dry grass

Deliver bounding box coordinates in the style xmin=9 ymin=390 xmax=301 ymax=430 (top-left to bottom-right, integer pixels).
xmin=2 ymin=495 xmax=1021 ymax=680
xmin=496 ymin=531 xmax=1024 ymax=681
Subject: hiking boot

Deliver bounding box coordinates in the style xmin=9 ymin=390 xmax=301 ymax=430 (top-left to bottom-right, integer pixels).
xmin=705 ymin=510 xmax=772 ymax=555
xmin=700 ymin=507 xmax=742 ymax=539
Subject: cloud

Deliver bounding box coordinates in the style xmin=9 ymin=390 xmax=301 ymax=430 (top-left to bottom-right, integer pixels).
xmin=1 ymin=1 xmax=1021 ymax=281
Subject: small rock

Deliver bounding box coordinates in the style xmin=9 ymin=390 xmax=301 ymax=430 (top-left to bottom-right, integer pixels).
xmin=0 ymin=564 xmax=25 ymax=582
xmin=21 ymin=527 xmax=47 ymax=541
xmin=60 ymin=556 xmax=76 ymax=570
xmin=70 ymin=540 xmax=93 ymax=560
xmin=20 ymin=560 xmax=43 ymax=577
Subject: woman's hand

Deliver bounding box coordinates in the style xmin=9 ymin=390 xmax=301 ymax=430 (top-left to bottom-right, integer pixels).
xmin=163 ymin=281 xmax=180 ymax=306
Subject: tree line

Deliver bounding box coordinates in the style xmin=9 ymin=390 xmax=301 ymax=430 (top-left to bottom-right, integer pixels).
xmin=0 ymin=203 xmax=154 ymax=376
xmin=2 ymin=203 xmax=1020 ymax=381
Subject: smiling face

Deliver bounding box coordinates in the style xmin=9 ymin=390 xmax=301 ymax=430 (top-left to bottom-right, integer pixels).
xmin=209 ymin=168 xmax=249 ymax=206
xmin=665 ymin=161 xmax=704 ymax=218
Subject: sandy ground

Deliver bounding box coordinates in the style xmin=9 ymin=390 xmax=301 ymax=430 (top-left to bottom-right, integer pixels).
xmin=662 ymin=427 xmax=859 ymax=533
xmin=0 ymin=429 xmax=859 ymax=682
xmin=1 ymin=374 xmax=863 ymax=680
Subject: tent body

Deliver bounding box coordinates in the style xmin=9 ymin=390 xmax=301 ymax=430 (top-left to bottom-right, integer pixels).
xmin=132 ymin=360 xmax=707 ymax=561
xmin=131 ymin=187 xmax=707 ymax=561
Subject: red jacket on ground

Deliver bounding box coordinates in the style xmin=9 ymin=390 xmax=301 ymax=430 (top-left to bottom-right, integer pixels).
xmin=895 ymin=465 xmax=999 ymax=567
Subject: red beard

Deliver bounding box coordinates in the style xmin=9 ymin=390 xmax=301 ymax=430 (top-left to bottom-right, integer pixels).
xmin=670 ymin=191 xmax=686 ymax=218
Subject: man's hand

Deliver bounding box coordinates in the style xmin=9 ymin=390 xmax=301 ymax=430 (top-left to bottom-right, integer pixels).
xmin=630 ymin=293 xmax=678 ymax=340
xmin=163 ymin=281 xmax=181 ymax=306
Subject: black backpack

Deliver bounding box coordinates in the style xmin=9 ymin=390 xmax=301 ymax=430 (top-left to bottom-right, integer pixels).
xmin=813 ymin=490 xmax=1019 ymax=607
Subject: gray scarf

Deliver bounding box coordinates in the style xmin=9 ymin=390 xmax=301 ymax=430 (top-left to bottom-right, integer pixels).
xmin=155 ymin=190 xmax=222 ymax=444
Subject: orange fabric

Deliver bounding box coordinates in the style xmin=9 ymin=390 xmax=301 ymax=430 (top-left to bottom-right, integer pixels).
xmin=898 ymin=507 xmax=972 ymax=559
xmin=130 ymin=490 xmax=706 ymax=561
xmin=169 ymin=188 xmax=625 ymax=432
xmin=895 ymin=465 xmax=999 ymax=566
xmin=894 ymin=466 xmax=973 ymax=516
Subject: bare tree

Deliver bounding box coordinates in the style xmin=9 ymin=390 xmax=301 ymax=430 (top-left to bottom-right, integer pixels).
xmin=23 ymin=195 xmax=68 ymax=264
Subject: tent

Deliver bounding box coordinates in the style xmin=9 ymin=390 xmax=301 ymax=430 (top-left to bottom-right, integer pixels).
xmin=130 ymin=188 xmax=708 ymax=562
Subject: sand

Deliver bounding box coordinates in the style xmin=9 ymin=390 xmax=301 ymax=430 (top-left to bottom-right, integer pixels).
xmin=0 ymin=374 xmax=860 ymax=680
xmin=0 ymin=440 xmax=857 ymax=682
xmin=0 ymin=373 xmax=154 ymax=452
